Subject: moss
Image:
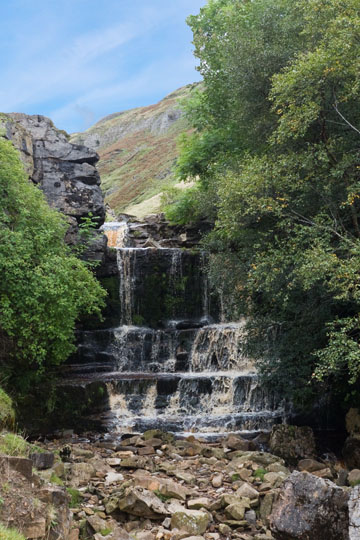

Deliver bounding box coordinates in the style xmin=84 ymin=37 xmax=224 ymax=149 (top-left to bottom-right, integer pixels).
xmin=0 ymin=389 xmax=15 ymax=429
xmin=154 ymin=490 xmax=172 ymax=503
xmin=0 ymin=524 xmax=26 ymax=540
xmin=0 ymin=432 xmax=29 ymax=457
xmin=254 ymin=468 xmax=267 ymax=482
xmin=50 ymin=473 xmax=64 ymax=486
xmin=99 ymin=528 xmax=112 ymax=537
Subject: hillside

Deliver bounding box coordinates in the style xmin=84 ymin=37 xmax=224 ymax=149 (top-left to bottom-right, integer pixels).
xmin=71 ymin=84 xmax=198 ymax=216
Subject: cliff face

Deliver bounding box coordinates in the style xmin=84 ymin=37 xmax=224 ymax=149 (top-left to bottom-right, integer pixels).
xmin=70 ymin=84 xmax=198 ymax=215
xmin=1 ymin=113 xmax=105 ymax=243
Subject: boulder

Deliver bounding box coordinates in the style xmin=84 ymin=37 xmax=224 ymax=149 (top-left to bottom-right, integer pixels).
xmin=30 ymin=452 xmax=55 ymax=470
xmin=349 ymin=485 xmax=360 ymax=539
xmin=171 ymin=509 xmax=210 ymax=536
xmin=269 ymin=425 xmax=316 ymax=463
xmin=269 ymin=471 xmax=349 ymax=539
xmin=297 ymin=458 xmax=326 ymax=473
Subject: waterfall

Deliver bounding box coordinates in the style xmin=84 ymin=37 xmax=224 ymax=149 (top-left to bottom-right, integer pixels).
xmin=67 ymin=220 xmax=286 ymax=436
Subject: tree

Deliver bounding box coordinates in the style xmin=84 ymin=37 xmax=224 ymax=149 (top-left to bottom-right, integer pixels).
xmin=0 ymin=137 xmax=106 ymax=391
xmin=167 ymin=0 xmax=360 ymax=408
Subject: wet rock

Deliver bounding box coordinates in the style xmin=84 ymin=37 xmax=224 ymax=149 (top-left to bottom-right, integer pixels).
xmin=171 ymin=509 xmax=210 ymax=536
xmin=269 ymin=425 xmax=316 ymax=463
xmin=269 ymin=471 xmax=349 ymax=539
xmin=349 ymin=485 xmax=360 ymax=539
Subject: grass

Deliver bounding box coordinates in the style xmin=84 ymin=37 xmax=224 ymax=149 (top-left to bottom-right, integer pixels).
xmin=66 ymin=488 xmax=83 ymax=508
xmin=0 ymin=524 xmax=26 ymax=540
xmin=49 ymin=474 xmax=64 ymax=486
xmin=0 ymin=389 xmax=15 ymax=430
xmin=0 ymin=432 xmax=29 ymax=457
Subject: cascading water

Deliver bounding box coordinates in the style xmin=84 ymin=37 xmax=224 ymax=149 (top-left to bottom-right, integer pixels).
xmin=66 ymin=220 xmax=286 ymax=436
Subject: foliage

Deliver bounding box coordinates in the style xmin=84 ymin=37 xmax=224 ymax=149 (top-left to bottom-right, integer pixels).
xmin=167 ymin=0 xmax=360 ymax=407
xmin=0 ymin=389 xmax=15 ymax=430
xmin=0 ymin=137 xmax=106 ymax=392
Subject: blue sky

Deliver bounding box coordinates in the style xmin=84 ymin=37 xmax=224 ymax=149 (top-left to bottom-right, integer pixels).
xmin=0 ymin=0 xmax=206 ymax=133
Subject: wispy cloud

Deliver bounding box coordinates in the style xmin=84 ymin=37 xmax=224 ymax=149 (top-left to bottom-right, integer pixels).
xmin=0 ymin=0 xmax=206 ymax=131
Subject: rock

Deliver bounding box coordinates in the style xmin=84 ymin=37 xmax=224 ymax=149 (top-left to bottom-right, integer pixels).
xmin=39 ymin=486 xmax=71 ymax=540
xmin=349 ymin=485 xmax=360 ymax=539
xmin=260 ymin=492 xmax=276 ymax=524
xmin=86 ymin=514 xmax=108 ymax=533
xmin=187 ymin=498 xmax=212 ymax=510
xmin=105 ymin=471 xmax=124 ymax=485
xmin=348 ymin=469 xmax=360 ymax=486
xmin=224 ymin=435 xmax=255 ymax=451
xmin=70 ymin=462 xmax=96 ymax=487
xmin=69 ymin=529 xmax=80 ymax=540
xmin=269 ymin=471 xmax=349 ymax=539
xmin=218 ymin=524 xmax=232 ymax=535
xmin=346 ymin=408 xmax=360 ymax=438
xmin=236 ymin=482 xmax=259 ymax=500
xmin=263 ymin=472 xmax=287 ymax=488
xmin=297 ymin=458 xmax=326 ymax=473
xmin=23 ymin=518 xmax=46 ymax=539
xmin=343 ymin=437 xmax=360 ymax=469
xmin=225 ymin=502 xmax=247 ymax=520
xmin=30 ymin=452 xmax=55 ymax=470
xmin=118 ymin=487 xmax=169 ymax=518
xmin=245 ymin=509 xmax=257 ymax=525
xmin=0 ymin=456 xmax=33 ymax=480
xmin=231 ymin=451 xmax=285 ymax=467
xmin=311 ymin=467 xmax=333 ymax=480
xmin=5 ymin=114 xmax=105 ymax=229
xmin=106 ymin=457 xmax=122 ymax=467
xmin=134 ymin=475 xmax=191 ymax=501
xmin=269 ymin=425 xmax=316 ymax=463
xmin=171 ymin=509 xmax=210 ymax=536
xmin=211 ymin=474 xmax=223 ymax=488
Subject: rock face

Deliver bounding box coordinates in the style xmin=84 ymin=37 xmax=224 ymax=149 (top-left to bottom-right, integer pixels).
xmin=1 ymin=113 xmax=105 ymax=243
xmin=269 ymin=425 xmax=316 ymax=463
xmin=349 ymin=485 xmax=360 ymax=539
xmin=270 ymin=471 xmax=350 ymax=539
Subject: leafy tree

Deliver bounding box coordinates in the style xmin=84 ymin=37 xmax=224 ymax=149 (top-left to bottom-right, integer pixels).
xmin=168 ymin=0 xmax=360 ymax=408
xmin=0 ymin=137 xmax=106 ymax=392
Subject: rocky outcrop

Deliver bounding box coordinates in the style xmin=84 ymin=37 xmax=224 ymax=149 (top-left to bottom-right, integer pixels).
xmin=1 ymin=113 xmax=105 ymax=243
xmin=269 ymin=425 xmax=316 ymax=464
xmin=269 ymin=471 xmax=349 ymax=539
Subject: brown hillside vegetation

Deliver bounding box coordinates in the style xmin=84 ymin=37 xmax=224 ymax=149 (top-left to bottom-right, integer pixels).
xmin=71 ymin=85 xmax=198 ymax=215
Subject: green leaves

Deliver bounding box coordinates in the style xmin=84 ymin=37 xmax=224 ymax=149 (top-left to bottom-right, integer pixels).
xmin=0 ymin=138 xmax=106 ymax=387
xmin=168 ymin=0 xmax=360 ymax=406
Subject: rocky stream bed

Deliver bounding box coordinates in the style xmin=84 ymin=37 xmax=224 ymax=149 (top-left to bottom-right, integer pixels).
xmin=2 ymin=424 xmax=360 ymax=540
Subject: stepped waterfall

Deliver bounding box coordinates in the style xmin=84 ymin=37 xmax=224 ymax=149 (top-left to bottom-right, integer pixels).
xmin=64 ymin=221 xmax=285 ymax=437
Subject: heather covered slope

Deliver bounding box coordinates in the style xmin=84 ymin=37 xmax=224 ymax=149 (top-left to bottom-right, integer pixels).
xmin=71 ymin=84 xmax=197 ymax=215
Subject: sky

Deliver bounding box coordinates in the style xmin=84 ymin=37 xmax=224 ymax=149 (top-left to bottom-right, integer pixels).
xmin=0 ymin=0 xmax=207 ymax=133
